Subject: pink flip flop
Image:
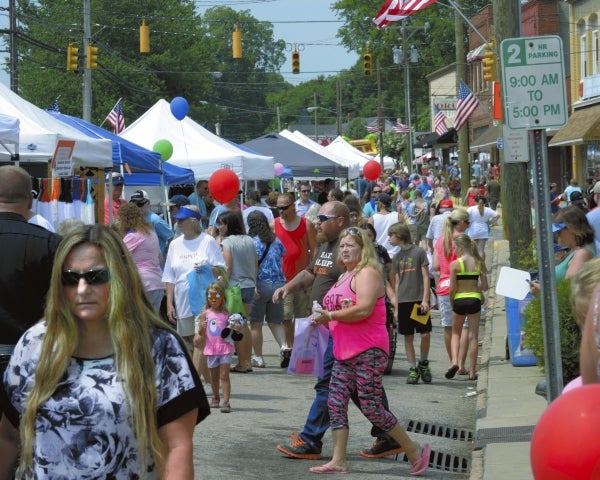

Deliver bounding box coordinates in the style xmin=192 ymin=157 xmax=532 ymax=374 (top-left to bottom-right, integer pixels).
xmin=309 ymin=464 xmax=349 ymax=475
xmin=410 ymin=443 xmax=431 ymax=476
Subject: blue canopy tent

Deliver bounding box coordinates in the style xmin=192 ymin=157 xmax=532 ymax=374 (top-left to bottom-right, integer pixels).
xmin=50 ymin=112 xmax=194 ymax=186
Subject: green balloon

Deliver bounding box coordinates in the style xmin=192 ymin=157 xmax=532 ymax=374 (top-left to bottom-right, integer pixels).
xmin=268 ymin=177 xmax=281 ymax=189
xmin=153 ymin=139 xmax=173 ymax=161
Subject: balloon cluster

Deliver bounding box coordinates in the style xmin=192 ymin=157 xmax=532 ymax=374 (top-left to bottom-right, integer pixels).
xmin=151 ymin=97 xmax=191 ymax=161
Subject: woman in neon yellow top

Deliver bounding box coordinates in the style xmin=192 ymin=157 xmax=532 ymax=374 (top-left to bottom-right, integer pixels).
xmin=447 ymin=234 xmax=488 ymax=381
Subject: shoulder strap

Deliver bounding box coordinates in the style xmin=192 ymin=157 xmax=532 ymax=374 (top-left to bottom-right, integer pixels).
xmin=258 ymin=241 xmax=272 ymax=266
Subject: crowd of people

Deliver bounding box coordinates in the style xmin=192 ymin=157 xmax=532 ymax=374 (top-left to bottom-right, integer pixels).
xmin=4 ymin=158 xmax=600 ymax=477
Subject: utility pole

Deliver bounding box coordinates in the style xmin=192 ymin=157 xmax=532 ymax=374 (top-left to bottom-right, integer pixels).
xmin=9 ymin=0 xmax=18 ymax=92
xmin=493 ymin=0 xmax=532 ymax=267
xmin=82 ymin=0 xmax=92 ymax=121
xmin=455 ymin=0 xmax=469 ymax=197
xmin=377 ymin=59 xmax=385 ymax=169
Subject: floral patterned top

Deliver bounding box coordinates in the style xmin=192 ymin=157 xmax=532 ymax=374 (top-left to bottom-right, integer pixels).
xmin=2 ymin=322 xmax=208 ymax=479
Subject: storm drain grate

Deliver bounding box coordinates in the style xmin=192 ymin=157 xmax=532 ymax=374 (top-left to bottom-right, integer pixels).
xmin=403 ymin=419 xmax=474 ymax=442
xmin=394 ymin=449 xmax=471 ymax=474
xmin=474 ymin=425 xmax=534 ymax=449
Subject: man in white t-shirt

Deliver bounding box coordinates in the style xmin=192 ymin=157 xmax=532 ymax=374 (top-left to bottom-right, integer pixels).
xmin=243 ymin=190 xmax=273 ymax=232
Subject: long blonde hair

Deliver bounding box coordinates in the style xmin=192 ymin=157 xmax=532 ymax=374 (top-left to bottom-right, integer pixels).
xmin=18 ymin=225 xmax=178 ymax=477
xmin=442 ymin=208 xmax=469 ymax=258
xmin=337 ymin=227 xmax=382 ymax=275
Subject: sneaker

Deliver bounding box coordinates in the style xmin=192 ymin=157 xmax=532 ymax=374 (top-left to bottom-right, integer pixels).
xmin=359 ymin=438 xmax=404 ymax=458
xmin=202 ymin=382 xmax=213 ymax=396
xmin=210 ymin=396 xmax=220 ymax=408
xmin=407 ymin=367 xmax=420 ymax=385
xmin=280 ymin=348 xmax=292 ymax=369
xmin=220 ymin=401 xmax=231 ymax=413
xmin=251 ymin=355 xmax=266 ymax=368
xmin=276 ymin=432 xmax=322 ymax=460
xmin=418 ymin=360 xmax=432 ymax=383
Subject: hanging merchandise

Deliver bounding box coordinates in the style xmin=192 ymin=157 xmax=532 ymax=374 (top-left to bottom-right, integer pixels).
xmin=81 ymin=178 xmax=96 ymax=224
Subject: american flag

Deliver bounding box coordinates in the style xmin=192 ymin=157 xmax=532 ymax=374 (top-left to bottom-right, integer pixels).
xmin=47 ymin=99 xmax=61 ymax=113
xmin=106 ymin=98 xmax=125 ymax=134
xmin=454 ymin=81 xmax=480 ymax=131
xmin=374 ymin=0 xmax=438 ymax=28
xmin=367 ymin=125 xmax=381 ymax=134
xmin=393 ymin=122 xmax=410 ymax=134
xmin=433 ymin=105 xmax=449 ymax=135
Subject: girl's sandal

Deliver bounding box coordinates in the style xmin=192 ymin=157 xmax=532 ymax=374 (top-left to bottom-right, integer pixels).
xmin=410 ymin=443 xmax=431 ymax=476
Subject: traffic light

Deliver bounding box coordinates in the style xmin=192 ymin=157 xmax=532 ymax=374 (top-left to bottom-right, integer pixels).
xmin=292 ymin=50 xmax=300 ymax=74
xmin=140 ymin=18 xmax=150 ymax=53
xmin=482 ymin=40 xmax=496 ymax=82
xmin=363 ymin=50 xmax=372 ymax=76
xmin=232 ymin=24 xmax=242 ymax=59
xmin=86 ymin=43 xmax=99 ymax=69
xmin=66 ymin=41 xmax=79 ymax=72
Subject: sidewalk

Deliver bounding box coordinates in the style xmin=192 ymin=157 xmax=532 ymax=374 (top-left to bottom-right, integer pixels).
xmin=471 ymin=238 xmax=547 ymax=480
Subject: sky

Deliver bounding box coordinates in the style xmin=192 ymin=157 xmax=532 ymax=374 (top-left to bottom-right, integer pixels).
xmin=0 ymin=0 xmax=359 ymax=88
xmin=224 ymin=0 xmax=357 ymax=84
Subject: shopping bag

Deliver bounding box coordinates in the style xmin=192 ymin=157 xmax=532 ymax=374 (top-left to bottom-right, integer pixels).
xmin=287 ymin=318 xmax=329 ymax=376
xmin=186 ymin=264 xmax=216 ymax=315
xmin=215 ymin=267 xmax=246 ymax=316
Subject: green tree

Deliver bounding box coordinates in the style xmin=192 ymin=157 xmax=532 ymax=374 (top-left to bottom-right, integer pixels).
xmin=13 ymin=1 xmax=286 ymax=141
xmin=345 ymin=118 xmax=367 ymax=139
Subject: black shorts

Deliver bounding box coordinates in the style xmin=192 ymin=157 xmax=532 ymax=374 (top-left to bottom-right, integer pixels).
xmin=397 ymin=301 xmax=432 ymax=336
xmin=453 ymin=297 xmax=481 ymax=315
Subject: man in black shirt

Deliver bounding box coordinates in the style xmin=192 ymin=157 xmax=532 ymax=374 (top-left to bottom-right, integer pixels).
xmin=0 ymin=166 xmax=62 ymax=416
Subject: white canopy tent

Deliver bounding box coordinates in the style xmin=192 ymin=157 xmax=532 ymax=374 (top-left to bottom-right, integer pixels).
xmin=0 ymin=113 xmax=19 ymax=158
xmin=120 ymin=99 xmax=274 ymax=181
xmin=280 ymin=129 xmax=361 ymax=179
xmin=325 ymin=136 xmax=373 ymax=171
xmin=0 ymin=83 xmax=112 ymax=168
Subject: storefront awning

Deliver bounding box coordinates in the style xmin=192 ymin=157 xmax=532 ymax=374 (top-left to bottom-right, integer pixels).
xmin=470 ymin=125 xmax=502 ymax=152
xmin=413 ymin=129 xmax=457 ymax=148
xmin=467 ymin=44 xmax=486 ymax=63
xmin=548 ymin=104 xmax=600 ymax=147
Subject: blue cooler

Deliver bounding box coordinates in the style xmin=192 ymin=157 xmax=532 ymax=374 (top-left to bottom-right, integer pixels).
xmin=505 ymin=296 xmax=538 ymax=366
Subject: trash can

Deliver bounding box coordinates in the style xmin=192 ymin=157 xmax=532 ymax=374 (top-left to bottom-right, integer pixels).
xmin=505 ymin=295 xmax=538 ymax=366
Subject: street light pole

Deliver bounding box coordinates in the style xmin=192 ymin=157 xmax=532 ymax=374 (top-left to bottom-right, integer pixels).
xmin=313 ymin=93 xmax=318 ymax=142
xmin=393 ymin=21 xmax=429 ymax=173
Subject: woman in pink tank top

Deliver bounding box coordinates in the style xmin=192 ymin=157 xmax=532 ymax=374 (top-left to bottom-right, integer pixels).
xmin=309 ymin=227 xmax=430 ymax=476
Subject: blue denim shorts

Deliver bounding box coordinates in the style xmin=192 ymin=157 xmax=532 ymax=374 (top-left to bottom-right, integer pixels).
xmin=241 ymin=287 xmax=255 ymax=305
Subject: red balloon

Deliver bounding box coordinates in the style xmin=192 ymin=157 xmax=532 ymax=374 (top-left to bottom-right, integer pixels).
xmin=363 ymin=160 xmax=382 ymax=181
xmin=209 ymin=169 xmax=240 ymax=204
xmin=530 ymin=384 xmax=600 ymax=479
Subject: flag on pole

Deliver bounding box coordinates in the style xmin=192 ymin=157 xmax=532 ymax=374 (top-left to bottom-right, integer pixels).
xmin=454 ymin=81 xmax=480 ymax=131
xmin=367 ymin=125 xmax=381 ymax=134
xmin=106 ymin=98 xmax=125 ymax=134
xmin=373 ymin=0 xmax=438 ymax=28
xmin=47 ymin=98 xmax=61 ymax=113
xmin=393 ymin=122 xmax=410 ymax=134
xmin=433 ymin=105 xmax=449 ymax=136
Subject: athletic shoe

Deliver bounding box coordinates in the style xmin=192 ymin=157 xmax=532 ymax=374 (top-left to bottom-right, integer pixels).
xmin=407 ymin=367 xmax=420 ymax=385
xmin=418 ymin=360 xmax=432 ymax=383
xmin=202 ymin=382 xmax=213 ymax=396
xmin=359 ymin=438 xmax=404 ymax=458
xmin=251 ymin=355 xmax=266 ymax=368
xmin=210 ymin=396 xmax=220 ymax=408
xmin=276 ymin=432 xmax=322 ymax=460
xmin=220 ymin=401 xmax=231 ymax=413
xmin=280 ymin=348 xmax=292 ymax=368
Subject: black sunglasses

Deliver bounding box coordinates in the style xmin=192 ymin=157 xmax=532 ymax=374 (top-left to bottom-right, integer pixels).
xmin=277 ymin=204 xmax=292 ymax=211
xmin=344 ymin=227 xmax=361 ymax=236
xmin=317 ymin=214 xmax=339 ymax=222
xmin=61 ymin=269 xmax=111 ymax=286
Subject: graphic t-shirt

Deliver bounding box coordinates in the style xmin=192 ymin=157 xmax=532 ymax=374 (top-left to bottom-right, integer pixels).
xmin=307 ymin=238 xmax=344 ymax=304
xmin=3 ymin=323 xmax=206 ymax=479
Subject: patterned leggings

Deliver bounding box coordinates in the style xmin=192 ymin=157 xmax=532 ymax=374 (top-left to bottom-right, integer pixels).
xmin=328 ymin=348 xmax=397 ymax=432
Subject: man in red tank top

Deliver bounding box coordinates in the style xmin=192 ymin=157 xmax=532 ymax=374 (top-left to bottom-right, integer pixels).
xmin=273 ymin=193 xmax=317 ymax=367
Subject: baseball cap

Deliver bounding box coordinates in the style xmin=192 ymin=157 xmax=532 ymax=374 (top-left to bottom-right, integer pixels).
xmin=378 ymin=192 xmax=392 ymax=206
xmin=552 ymin=223 xmax=566 ymax=233
xmin=570 ymin=191 xmax=584 ymax=204
xmin=162 ymin=195 xmax=190 ymax=207
xmin=108 ymin=172 xmax=124 ymax=186
xmin=130 ymin=190 xmax=150 ymax=203
xmin=408 ymin=182 xmax=415 ymax=189
xmin=172 ymin=205 xmax=202 ymax=221
xmin=439 ymin=199 xmax=453 ymax=209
